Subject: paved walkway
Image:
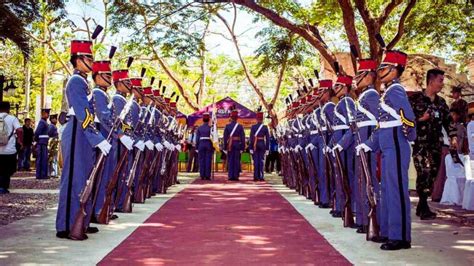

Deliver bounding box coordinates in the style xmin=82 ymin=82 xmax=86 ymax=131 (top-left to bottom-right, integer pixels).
xmin=0 ymin=172 xmax=473 ymax=265
xmin=99 ymin=172 xmax=349 ymax=265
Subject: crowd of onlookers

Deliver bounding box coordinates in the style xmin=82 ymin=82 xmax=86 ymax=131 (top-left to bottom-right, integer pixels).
xmin=0 ymin=102 xmax=60 ymax=194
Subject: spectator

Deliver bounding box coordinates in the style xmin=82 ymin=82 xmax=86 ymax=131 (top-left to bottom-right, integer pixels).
xmin=186 ymin=126 xmax=199 ymax=172
xmin=450 ymin=85 xmax=468 ymax=124
xmin=265 ymin=129 xmax=281 ymax=173
xmin=409 ymin=68 xmax=456 ymax=220
xmin=0 ymin=101 xmax=21 ymax=194
xmin=17 ymin=118 xmax=34 ymax=171
xmin=450 ymin=108 xmax=467 ymax=154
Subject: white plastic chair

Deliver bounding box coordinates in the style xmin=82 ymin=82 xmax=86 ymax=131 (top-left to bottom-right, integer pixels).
xmin=462 ymin=160 xmax=474 ymax=210
xmin=440 ymin=154 xmax=466 ymax=206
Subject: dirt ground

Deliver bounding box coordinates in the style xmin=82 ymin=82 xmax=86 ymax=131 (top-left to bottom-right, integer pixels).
xmin=0 ymin=172 xmax=59 ymax=226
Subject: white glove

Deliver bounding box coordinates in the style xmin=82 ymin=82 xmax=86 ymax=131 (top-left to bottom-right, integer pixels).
xmin=305 ymin=143 xmax=315 ymax=152
xmin=119 ymin=135 xmax=134 ymax=151
xmin=332 ymin=144 xmax=343 ymax=153
xmin=96 ymin=140 xmax=112 ymax=156
xmin=265 ymin=151 xmax=269 ymax=156
xmin=322 ymin=146 xmax=330 ymax=154
xmin=145 ymin=140 xmax=154 ymax=150
xmin=223 ymin=150 xmax=227 ymax=154
xmin=295 ymin=145 xmax=302 ymax=152
xmin=163 ymin=140 xmax=171 ymax=150
xmin=134 ymin=140 xmax=145 ymax=151
xmin=250 ymin=150 xmax=254 ymax=154
xmin=155 ymin=143 xmax=164 ymax=151
xmin=355 ymin=143 xmax=372 ymax=155
xmin=176 ymin=144 xmax=181 ymax=151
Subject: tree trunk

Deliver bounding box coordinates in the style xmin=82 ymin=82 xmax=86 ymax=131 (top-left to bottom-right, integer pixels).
xmin=24 ymin=61 xmax=31 ymax=114
xmin=232 ymin=0 xmax=340 ymax=73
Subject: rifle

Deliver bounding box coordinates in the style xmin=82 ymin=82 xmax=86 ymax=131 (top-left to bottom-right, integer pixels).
xmin=120 ymin=104 xmax=152 ymax=212
xmin=69 ymin=95 xmax=134 ymax=240
xmin=295 ymin=115 xmax=312 ymax=198
xmin=345 ymin=93 xmax=380 ymax=240
xmin=97 ymin=147 xmax=128 ymax=224
xmin=325 ymin=101 xmax=354 ymax=228
xmin=134 ymin=107 xmax=157 ymax=203
xmin=313 ymin=106 xmax=334 ymax=207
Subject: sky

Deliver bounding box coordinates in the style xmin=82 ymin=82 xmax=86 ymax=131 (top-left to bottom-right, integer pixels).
xmin=65 ymin=0 xmax=265 ymax=59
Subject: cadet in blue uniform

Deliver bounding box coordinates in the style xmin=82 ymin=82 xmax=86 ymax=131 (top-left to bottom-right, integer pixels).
xmin=357 ymin=48 xmax=415 ymax=250
xmin=90 ymin=49 xmax=123 ymax=221
xmin=56 ymin=26 xmax=112 ymax=240
xmin=223 ymin=107 xmax=245 ymax=181
xmin=34 ymin=108 xmax=50 ymax=179
xmin=337 ymin=58 xmax=382 ymax=238
xmin=330 ymin=74 xmax=355 ymax=222
xmin=313 ymin=80 xmax=333 ymax=208
xmin=196 ymin=112 xmax=213 ymax=180
xmin=110 ymin=66 xmax=134 ymax=213
xmin=249 ymin=108 xmax=270 ymax=181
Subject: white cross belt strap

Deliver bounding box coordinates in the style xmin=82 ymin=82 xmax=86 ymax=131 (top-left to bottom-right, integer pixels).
xmin=357 ymin=103 xmax=376 ymax=121
xmin=379 ymin=120 xmax=402 ymax=128
xmin=67 ymin=107 xmax=75 ymax=116
xmin=380 ymin=101 xmax=401 ymax=120
xmin=357 ymin=120 xmax=377 ymax=128
xmin=334 ymin=109 xmax=347 ymax=125
xmin=255 ymin=124 xmax=264 ymax=137
xmin=332 ymin=125 xmax=349 ymax=131
xmin=230 ymin=122 xmax=239 ymax=137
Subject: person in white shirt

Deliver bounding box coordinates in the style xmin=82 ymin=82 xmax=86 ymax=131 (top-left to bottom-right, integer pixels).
xmin=0 ymin=101 xmax=21 ymax=194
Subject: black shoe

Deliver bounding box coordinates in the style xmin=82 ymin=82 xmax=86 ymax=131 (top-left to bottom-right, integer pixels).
xmin=332 ymin=211 xmax=342 ymax=218
xmin=0 ymin=188 xmax=9 ymax=194
xmin=356 ymin=225 xmax=368 ymax=234
xmin=56 ymin=231 xmax=70 ymax=239
xmin=111 ymin=214 xmax=118 ymax=220
xmin=420 ymin=211 xmax=437 ymax=220
xmin=319 ymin=203 xmax=330 ymax=209
xmin=259 ymin=179 xmax=265 ymax=182
xmin=371 ymin=236 xmax=388 ymax=243
xmin=253 ymin=178 xmax=258 ymax=181
xmin=86 ymin=227 xmax=99 ymax=234
xmin=350 ymin=223 xmax=361 ymax=229
xmin=380 ymin=240 xmax=411 ymax=250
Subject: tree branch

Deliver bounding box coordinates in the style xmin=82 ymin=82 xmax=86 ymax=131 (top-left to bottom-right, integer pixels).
xmin=216 ymin=11 xmax=270 ymax=111
xmin=141 ymin=9 xmax=200 ymax=111
xmin=378 ymin=0 xmax=403 ymax=25
xmin=232 ymin=0 xmax=339 ymax=73
xmin=387 ymin=0 xmax=417 ymax=50
xmin=338 ymin=0 xmax=360 ymax=70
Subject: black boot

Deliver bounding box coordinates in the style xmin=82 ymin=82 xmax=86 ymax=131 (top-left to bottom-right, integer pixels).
xmin=380 ymin=240 xmax=411 ymax=250
xmin=419 ymin=194 xmax=436 ymax=220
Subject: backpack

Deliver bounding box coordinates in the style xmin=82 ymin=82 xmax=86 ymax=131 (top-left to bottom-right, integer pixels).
xmin=0 ymin=114 xmax=13 ymax=146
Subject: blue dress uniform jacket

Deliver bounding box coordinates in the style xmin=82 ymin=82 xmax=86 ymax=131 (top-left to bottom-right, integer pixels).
xmin=307 ymin=109 xmax=321 ymax=201
xmin=223 ymin=121 xmax=245 ymax=180
xmin=56 ymin=71 xmax=105 ymax=233
xmin=365 ymin=80 xmax=416 ymax=242
xmin=338 ymin=86 xmax=381 ymax=229
xmin=35 ymin=118 xmax=49 ymax=179
xmin=322 ymin=101 xmax=336 ymax=205
xmin=314 ymin=107 xmax=330 ymax=205
xmin=196 ymin=123 xmax=213 ymax=179
xmin=249 ymin=122 xmax=270 ymax=180
xmin=91 ymin=87 xmax=117 ymax=217
xmin=333 ymin=96 xmax=356 ymax=217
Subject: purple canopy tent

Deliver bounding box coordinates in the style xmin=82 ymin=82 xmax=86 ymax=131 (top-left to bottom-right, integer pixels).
xmin=187 ymin=96 xmax=257 ymax=128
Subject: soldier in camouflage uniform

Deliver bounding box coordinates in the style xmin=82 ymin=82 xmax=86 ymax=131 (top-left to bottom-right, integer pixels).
xmin=409 ymin=68 xmax=456 ymax=220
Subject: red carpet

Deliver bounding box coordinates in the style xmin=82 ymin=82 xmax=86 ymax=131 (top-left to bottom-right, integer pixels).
xmin=99 ymin=173 xmax=350 ymax=265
